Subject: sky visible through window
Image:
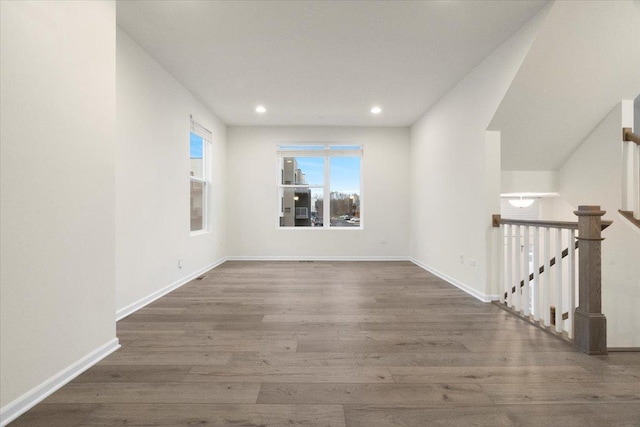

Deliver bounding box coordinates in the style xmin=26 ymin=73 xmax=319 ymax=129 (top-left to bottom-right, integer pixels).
xmin=296 ymin=157 xmax=360 ymax=194
xmin=295 ymin=158 xmax=323 ymax=186
xmin=190 ymin=132 xmax=203 ymax=159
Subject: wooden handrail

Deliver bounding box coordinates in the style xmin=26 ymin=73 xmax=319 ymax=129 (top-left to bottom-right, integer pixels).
xmin=618 ymin=209 xmax=640 ymax=228
xmin=492 ymin=214 xmax=612 ymax=231
xmin=623 ymin=127 xmax=640 ymax=145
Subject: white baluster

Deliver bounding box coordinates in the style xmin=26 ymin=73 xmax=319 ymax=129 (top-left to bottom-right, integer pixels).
xmin=622 ymin=140 xmax=631 ymax=211
xmin=514 ymin=225 xmax=521 ymax=313
xmin=532 ymin=226 xmax=540 ymax=321
xmin=500 ymin=224 xmax=505 ymax=304
xmin=506 ymin=224 xmax=513 ymax=308
xmin=634 ymin=143 xmax=640 ymax=219
xmin=523 ymin=226 xmax=530 ymax=317
xmin=568 ymin=229 xmax=576 ymax=339
xmin=543 ymin=227 xmax=551 ymax=327
xmin=555 ymin=228 xmax=563 ymax=333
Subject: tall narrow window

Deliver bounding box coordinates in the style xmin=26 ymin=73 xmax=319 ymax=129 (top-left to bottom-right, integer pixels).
xmin=330 ymin=155 xmax=361 ymax=226
xmin=277 ymin=145 xmax=362 ymax=228
xmin=190 ymin=117 xmax=212 ymax=233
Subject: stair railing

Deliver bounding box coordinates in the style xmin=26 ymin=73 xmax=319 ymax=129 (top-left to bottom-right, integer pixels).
xmin=492 ymin=206 xmax=612 ymax=354
xmin=621 ymin=128 xmax=640 ymax=225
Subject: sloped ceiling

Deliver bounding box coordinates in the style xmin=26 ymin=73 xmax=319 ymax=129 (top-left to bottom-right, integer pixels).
xmin=490 ymin=1 xmax=640 ymax=171
xmin=116 ymin=0 xmax=547 ymax=126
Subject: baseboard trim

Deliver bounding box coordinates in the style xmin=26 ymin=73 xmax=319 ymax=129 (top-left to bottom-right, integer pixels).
xmin=0 ymin=338 xmax=120 ymax=427
xmin=116 ymin=257 xmax=228 ymax=321
xmin=409 ymin=258 xmax=498 ymax=303
xmin=226 ymin=256 xmax=410 ymax=262
xmin=608 ymin=347 xmax=640 ymax=352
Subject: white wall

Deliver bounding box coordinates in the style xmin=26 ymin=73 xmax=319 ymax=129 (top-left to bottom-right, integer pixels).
xmin=0 ymin=0 xmax=117 ymax=415
xmin=555 ymin=103 xmax=640 ymax=347
xmin=226 ymin=126 xmax=410 ymax=259
xmin=501 ymin=171 xmax=558 ymax=194
xmin=409 ymin=7 xmax=548 ymax=300
xmin=116 ymin=29 xmax=227 ymax=317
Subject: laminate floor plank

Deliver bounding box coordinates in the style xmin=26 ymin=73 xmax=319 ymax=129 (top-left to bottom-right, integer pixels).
xmin=262 ymin=314 xmax=398 ymax=323
xmin=388 ymin=365 xmax=639 ymax=384
xmin=84 ymin=404 xmax=347 ymax=427
xmin=296 ymin=339 xmax=470 ymax=353
xmin=502 ymin=403 xmax=640 ymax=427
xmin=8 ymin=404 xmax=99 ymax=427
xmin=185 ymin=366 xmax=394 ymax=383
xmin=356 ymin=320 xmax=539 ymax=331
xmin=344 ymin=405 xmax=515 ymax=427
xmin=596 ymin=352 xmax=640 ymax=365
xmin=263 ymin=296 xmax=378 ymax=304
xmin=480 ymin=381 xmax=640 ymax=404
xmin=98 ymin=350 xmax=232 ymax=366
xmin=118 ymin=330 xmax=338 ymax=341
xmin=117 ymin=321 xmax=363 ymax=333
xmin=12 ymin=261 xmax=640 ymax=426
xmin=338 ymin=329 xmax=548 ymax=341
xmin=461 ymin=337 xmax=577 ymax=353
xmin=610 ymin=364 xmax=640 ymax=378
xmin=227 ymin=350 xmax=609 ymax=368
xmin=127 ymin=338 xmax=298 ymax=352
xmin=73 ymin=365 xmax=191 ymax=383
xmin=344 ymin=403 xmax=640 ymax=427
xmin=122 ymin=313 xmax=266 ymax=323
xmin=358 ymin=298 xmax=484 ymax=308
xmin=257 ymin=382 xmax=493 ymax=405
xmin=44 ymin=382 xmax=261 ymax=404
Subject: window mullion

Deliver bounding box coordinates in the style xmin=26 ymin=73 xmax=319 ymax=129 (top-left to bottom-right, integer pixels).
xmin=323 ymin=154 xmax=330 ymax=228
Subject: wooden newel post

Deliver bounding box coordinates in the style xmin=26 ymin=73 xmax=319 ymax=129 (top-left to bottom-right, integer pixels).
xmin=573 ymin=205 xmax=607 ymax=355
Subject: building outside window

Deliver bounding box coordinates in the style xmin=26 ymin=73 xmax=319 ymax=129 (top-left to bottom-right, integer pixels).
xmin=278 ymin=145 xmax=362 ymax=228
xmin=190 ymin=117 xmax=212 ymax=233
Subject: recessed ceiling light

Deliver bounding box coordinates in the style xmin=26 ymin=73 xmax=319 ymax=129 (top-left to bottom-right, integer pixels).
xmin=255 ymin=105 xmax=266 ymax=113
xmin=371 ymin=106 xmax=382 ymax=114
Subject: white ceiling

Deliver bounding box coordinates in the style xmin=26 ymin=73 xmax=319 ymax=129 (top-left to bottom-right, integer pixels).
xmin=116 ymin=0 xmax=547 ymax=127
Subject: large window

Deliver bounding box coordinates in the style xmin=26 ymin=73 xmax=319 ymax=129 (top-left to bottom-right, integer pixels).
xmin=278 ymin=145 xmax=362 ymax=228
xmin=190 ymin=117 xmax=212 ymax=233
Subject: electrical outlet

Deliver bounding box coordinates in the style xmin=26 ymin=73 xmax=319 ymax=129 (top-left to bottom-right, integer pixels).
xmin=470 ymin=258 xmax=476 ymax=267
xmin=178 ymin=258 xmax=183 ymax=269
xmin=459 ymin=254 xmax=464 ymax=264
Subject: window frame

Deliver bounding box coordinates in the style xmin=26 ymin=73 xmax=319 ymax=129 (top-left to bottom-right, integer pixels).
xmin=276 ymin=144 xmax=363 ymax=229
xmin=190 ymin=116 xmax=212 ymax=235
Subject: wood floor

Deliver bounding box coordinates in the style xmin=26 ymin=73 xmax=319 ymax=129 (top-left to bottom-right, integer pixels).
xmin=12 ymin=261 xmax=640 ymax=426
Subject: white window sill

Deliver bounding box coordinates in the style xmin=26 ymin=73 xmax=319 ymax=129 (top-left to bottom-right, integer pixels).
xmin=278 ymin=226 xmax=363 ymax=230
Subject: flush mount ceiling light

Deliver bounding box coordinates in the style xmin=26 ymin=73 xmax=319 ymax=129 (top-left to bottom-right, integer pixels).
xmin=509 ymin=196 xmax=535 ymax=208
xmin=255 ymin=105 xmax=266 ymax=113
xmin=370 ymin=106 xmax=382 ymax=114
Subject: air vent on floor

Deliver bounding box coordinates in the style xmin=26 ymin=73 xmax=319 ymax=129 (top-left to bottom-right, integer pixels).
xmin=298 ymin=260 xmax=314 ymax=263
xmin=196 ymin=275 xmax=208 ymax=280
